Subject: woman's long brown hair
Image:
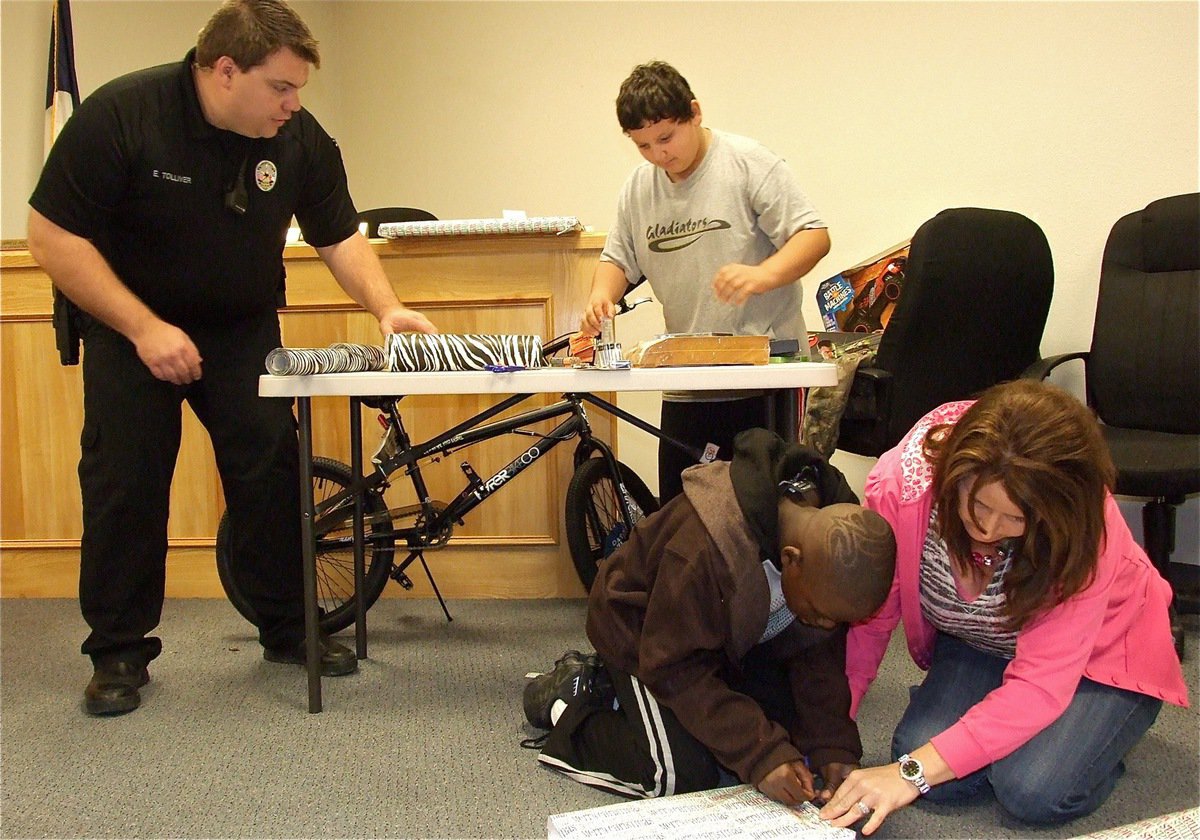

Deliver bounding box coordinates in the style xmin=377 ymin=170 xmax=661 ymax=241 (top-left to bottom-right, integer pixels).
xmin=924 ymin=380 xmax=1116 ymax=630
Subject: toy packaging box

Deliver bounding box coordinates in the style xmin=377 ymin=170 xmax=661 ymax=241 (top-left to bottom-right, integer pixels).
xmin=815 ymin=240 xmax=911 ymax=333
xmin=807 ymin=330 xmax=881 ymax=362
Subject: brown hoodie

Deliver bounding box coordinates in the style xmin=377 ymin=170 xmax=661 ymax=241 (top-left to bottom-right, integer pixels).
xmin=585 ymin=450 xmax=862 ymax=785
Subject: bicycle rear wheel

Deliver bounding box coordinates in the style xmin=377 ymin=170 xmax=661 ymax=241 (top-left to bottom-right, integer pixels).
xmin=565 ymin=456 xmax=659 ymax=591
xmin=216 ymin=457 xmax=396 ymax=633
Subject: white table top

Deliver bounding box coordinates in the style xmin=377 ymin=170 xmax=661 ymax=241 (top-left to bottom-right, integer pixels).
xmin=258 ymin=363 xmax=837 ymax=397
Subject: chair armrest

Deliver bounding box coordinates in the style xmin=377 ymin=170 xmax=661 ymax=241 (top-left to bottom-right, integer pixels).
xmin=835 ymin=366 xmax=895 ymax=456
xmin=843 ymin=366 xmax=894 ymax=419
xmin=1022 ymin=351 xmax=1089 ymax=381
xmin=852 ymin=366 xmax=893 ymax=385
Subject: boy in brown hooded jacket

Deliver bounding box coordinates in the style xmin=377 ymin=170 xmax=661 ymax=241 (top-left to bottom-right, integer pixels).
xmin=528 ymin=428 xmax=895 ymax=805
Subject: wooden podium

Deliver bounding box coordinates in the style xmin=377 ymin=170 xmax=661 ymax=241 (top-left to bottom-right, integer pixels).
xmin=0 ymin=232 xmax=609 ymax=600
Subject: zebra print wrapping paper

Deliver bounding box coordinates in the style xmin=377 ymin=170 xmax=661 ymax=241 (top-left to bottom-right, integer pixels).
xmin=385 ymin=333 xmax=546 ymax=372
xmin=265 ymin=343 xmax=387 ymax=376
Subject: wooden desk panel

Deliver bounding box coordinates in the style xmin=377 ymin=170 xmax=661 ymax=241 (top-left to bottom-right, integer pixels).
xmin=0 ymin=233 xmax=607 ymax=599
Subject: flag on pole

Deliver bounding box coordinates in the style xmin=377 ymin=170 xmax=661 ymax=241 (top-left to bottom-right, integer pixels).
xmin=45 ymin=0 xmax=83 ymax=364
xmin=44 ymin=0 xmax=80 ymax=158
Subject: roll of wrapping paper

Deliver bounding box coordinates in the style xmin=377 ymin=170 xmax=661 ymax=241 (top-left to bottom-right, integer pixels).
xmin=376 ymin=216 xmax=583 ymax=239
xmin=385 ymin=333 xmax=545 ymax=372
xmin=265 ymin=343 xmax=387 ymax=376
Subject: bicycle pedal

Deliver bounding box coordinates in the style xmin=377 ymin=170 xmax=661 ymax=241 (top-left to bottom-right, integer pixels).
xmin=393 ymin=570 xmax=414 ymax=590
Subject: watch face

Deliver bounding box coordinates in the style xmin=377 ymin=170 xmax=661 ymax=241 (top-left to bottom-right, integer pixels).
xmin=900 ymin=758 xmax=921 ymax=780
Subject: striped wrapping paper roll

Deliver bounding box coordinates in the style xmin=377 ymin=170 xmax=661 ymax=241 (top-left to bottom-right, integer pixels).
xmin=265 ymin=343 xmax=387 ymax=376
xmin=385 ymin=333 xmax=545 ymax=372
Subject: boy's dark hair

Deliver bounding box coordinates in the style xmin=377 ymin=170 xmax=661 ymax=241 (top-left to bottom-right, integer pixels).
xmin=815 ymin=506 xmax=896 ymax=617
xmin=616 ymin=61 xmax=696 ymax=132
xmin=196 ymin=0 xmax=320 ymax=70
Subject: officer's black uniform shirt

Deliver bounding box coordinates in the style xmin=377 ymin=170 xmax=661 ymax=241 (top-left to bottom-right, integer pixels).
xmin=30 ymin=49 xmax=360 ymax=327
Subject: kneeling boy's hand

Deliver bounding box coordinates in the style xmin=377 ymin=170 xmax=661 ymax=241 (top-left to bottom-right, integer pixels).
xmin=815 ymin=762 xmax=858 ymax=803
xmin=757 ymin=759 xmax=815 ymax=805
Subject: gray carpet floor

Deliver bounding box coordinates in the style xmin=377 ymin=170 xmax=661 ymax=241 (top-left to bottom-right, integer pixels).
xmin=1 ymin=598 xmax=1196 ymax=839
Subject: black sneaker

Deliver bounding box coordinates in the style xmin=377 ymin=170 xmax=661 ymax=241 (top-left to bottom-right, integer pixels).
xmin=523 ymin=650 xmax=609 ymax=729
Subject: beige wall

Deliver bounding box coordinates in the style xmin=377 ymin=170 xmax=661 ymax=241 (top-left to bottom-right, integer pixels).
xmin=2 ymin=0 xmax=1197 ymax=555
xmin=1 ymin=1 xmax=340 ymax=226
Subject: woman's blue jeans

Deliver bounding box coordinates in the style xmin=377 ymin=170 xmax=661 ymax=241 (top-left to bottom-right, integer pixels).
xmin=892 ymin=633 xmax=1162 ymax=825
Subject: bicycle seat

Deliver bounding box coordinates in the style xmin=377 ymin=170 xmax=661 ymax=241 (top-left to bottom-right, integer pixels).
xmin=361 ymin=395 xmax=403 ymax=410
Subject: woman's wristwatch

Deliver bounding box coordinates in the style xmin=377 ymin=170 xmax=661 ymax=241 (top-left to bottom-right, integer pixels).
xmin=898 ymin=754 xmax=931 ymax=794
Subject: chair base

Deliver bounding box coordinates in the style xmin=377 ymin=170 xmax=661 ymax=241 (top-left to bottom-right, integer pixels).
xmin=1169 ymin=560 xmax=1200 ymax=615
xmin=1167 ymin=560 xmax=1196 ymax=658
xmin=1169 ymin=605 xmax=1185 ymax=659
xmin=1142 ymin=499 xmax=1190 ymax=660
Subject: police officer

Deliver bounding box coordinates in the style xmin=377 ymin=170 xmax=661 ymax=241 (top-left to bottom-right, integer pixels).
xmin=27 ymin=0 xmax=436 ymax=716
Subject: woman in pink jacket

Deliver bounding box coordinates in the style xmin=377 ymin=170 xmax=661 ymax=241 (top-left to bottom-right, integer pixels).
xmin=821 ymin=380 xmax=1188 ymax=833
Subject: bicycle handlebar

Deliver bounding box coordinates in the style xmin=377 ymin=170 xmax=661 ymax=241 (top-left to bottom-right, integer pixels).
xmin=541 ymin=291 xmax=654 ymax=359
xmin=540 ymin=333 xmax=573 ymax=357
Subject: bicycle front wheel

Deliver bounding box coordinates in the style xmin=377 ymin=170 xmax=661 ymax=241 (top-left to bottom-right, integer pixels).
xmin=565 ymin=456 xmax=659 ymax=592
xmin=216 ymin=456 xmax=396 ymax=633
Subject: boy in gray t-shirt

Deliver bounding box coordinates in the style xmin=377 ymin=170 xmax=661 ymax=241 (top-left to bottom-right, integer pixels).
xmin=582 ymin=61 xmax=830 ymax=503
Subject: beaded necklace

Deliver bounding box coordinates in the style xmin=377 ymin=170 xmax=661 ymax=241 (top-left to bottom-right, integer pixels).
xmin=969 ymin=538 xmax=1018 ymax=568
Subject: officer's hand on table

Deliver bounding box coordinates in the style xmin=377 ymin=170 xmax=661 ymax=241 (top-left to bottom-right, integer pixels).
xmin=814 ymin=761 xmax=857 ymax=804
xmin=712 ymin=263 xmax=772 ymax=305
xmin=380 ymin=306 xmax=438 ymax=335
xmin=134 ymin=320 xmax=202 ymax=384
xmin=757 ymin=759 xmax=816 ymax=806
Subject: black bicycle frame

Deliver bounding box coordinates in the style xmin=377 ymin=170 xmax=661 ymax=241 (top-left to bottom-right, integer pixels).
xmin=417 ymin=395 xmax=592 ymax=532
xmin=312 ymin=388 xmax=700 ymax=552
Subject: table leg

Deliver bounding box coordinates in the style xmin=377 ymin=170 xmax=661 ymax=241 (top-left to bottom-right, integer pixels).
xmin=350 ymin=397 xmax=367 ymax=659
xmin=778 ymin=388 xmax=800 ymax=444
xmin=298 ymin=396 xmax=322 ymax=713
xmin=764 ymin=388 xmax=801 ymax=444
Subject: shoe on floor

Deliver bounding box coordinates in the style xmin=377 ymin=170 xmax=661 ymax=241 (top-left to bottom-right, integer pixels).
xmin=263 ymin=634 xmax=358 ymax=676
xmin=85 ymin=659 xmax=149 ymax=716
xmin=523 ymin=650 xmax=610 ymax=729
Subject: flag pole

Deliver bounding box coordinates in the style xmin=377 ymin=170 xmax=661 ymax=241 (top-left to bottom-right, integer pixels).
xmin=45 ymin=0 xmax=81 ymax=158
xmin=45 ymin=0 xmax=83 ymax=365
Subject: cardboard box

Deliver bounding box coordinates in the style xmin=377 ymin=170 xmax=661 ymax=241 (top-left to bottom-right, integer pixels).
xmin=816 ymin=240 xmax=911 ymax=333
xmin=626 ymin=334 xmax=770 ymax=367
xmin=807 ymin=330 xmax=881 ymax=362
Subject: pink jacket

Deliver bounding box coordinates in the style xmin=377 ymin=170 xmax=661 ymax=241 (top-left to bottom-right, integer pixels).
xmin=845 ymin=401 xmax=1189 ymax=778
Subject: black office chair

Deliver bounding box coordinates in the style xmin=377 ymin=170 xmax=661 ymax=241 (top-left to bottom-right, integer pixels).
xmin=359 ymin=206 xmax=437 ymax=238
xmin=835 ymin=207 xmax=1055 ymax=456
xmin=1026 ymin=193 xmax=1200 ymax=656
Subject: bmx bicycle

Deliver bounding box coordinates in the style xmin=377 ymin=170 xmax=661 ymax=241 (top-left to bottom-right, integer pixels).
xmin=215 ymin=297 xmax=706 ymax=632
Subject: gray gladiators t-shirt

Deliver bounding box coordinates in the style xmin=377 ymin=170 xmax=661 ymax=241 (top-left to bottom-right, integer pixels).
xmin=601 ymin=129 xmax=825 ymax=400
xmin=602 ymin=128 xmax=824 ymax=339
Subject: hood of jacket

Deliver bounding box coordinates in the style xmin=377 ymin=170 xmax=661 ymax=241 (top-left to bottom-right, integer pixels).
xmin=728 ymin=428 xmax=859 ymax=566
